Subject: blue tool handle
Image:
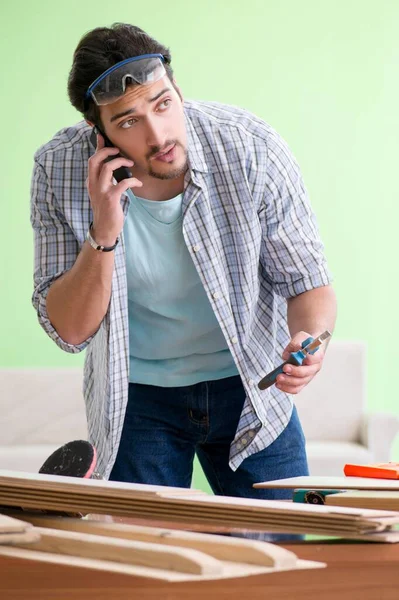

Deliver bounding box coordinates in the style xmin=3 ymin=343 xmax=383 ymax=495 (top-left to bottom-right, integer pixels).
xmin=258 ymin=336 xmax=316 ymax=391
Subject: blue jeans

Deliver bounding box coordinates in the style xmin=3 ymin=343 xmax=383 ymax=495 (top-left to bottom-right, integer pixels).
xmin=110 ymin=374 xmax=309 ymax=499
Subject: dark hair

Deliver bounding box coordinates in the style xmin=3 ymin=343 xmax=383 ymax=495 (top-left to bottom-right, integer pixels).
xmin=67 ymin=23 xmax=173 ymax=125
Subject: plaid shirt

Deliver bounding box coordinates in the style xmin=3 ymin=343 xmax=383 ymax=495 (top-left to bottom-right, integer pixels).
xmin=31 ymin=100 xmax=332 ymax=477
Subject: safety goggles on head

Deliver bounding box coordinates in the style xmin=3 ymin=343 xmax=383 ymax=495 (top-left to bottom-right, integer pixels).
xmin=85 ymin=53 xmax=167 ymax=106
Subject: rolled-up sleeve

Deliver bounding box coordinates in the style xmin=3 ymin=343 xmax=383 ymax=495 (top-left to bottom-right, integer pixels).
xmin=259 ymin=131 xmax=332 ymax=298
xmin=31 ymin=159 xmax=93 ymax=353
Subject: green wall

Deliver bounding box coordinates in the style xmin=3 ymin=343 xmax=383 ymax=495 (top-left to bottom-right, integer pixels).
xmin=1 ymin=1 xmax=398 ymax=488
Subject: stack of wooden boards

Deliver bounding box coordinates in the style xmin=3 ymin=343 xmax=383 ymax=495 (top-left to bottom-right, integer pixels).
xmin=0 ymin=512 xmax=325 ymax=582
xmin=254 ymin=475 xmax=399 ymax=538
xmin=0 ymin=470 xmax=399 ymax=539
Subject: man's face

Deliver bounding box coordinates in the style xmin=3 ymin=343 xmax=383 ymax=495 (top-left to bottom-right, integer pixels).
xmin=99 ymin=76 xmax=188 ymax=181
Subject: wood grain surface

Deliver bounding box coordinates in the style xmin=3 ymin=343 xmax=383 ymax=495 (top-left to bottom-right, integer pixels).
xmin=0 ymin=541 xmax=398 ymax=600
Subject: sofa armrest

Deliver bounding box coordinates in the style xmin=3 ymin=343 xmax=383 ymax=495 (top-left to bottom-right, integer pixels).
xmin=360 ymin=412 xmax=399 ymax=462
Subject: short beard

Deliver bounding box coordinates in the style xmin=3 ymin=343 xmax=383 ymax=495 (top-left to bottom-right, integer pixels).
xmin=148 ymin=159 xmax=188 ymax=180
xmin=146 ymin=142 xmax=188 ymax=180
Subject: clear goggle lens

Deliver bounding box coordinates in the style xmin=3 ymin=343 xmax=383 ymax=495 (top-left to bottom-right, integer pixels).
xmin=86 ymin=55 xmax=166 ymax=106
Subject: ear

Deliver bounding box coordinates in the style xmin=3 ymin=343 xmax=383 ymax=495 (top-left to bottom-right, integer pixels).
xmin=85 ymin=119 xmax=95 ymax=128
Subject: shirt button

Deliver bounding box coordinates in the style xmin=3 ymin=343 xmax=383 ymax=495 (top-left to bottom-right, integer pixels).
xmin=248 ymin=430 xmax=255 ymax=438
xmin=212 ymin=291 xmax=220 ymax=300
xmin=247 ymin=379 xmax=254 ymax=386
xmin=241 ymin=438 xmax=247 ymax=445
xmin=231 ymin=336 xmax=238 ymax=344
xmin=192 ymin=245 xmax=200 ymax=252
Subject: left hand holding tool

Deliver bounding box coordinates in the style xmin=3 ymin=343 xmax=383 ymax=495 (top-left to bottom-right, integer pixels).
xmin=258 ymin=330 xmax=331 ymax=393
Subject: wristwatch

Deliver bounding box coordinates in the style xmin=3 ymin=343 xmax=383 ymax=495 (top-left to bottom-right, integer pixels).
xmin=86 ymin=223 xmax=119 ymax=252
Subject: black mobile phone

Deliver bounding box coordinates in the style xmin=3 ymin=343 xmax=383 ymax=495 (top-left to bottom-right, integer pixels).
xmin=89 ymin=126 xmax=132 ymax=183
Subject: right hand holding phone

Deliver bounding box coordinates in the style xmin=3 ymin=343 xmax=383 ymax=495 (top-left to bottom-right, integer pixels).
xmin=86 ymin=133 xmax=143 ymax=247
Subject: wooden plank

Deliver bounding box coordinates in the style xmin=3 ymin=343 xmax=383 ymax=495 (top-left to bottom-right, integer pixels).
xmin=9 ymin=514 xmax=298 ymax=567
xmin=0 ymin=470 xmax=205 ymax=498
xmin=325 ymin=491 xmax=399 ymax=511
xmin=1 ymin=493 xmax=394 ymax=537
xmin=1 ymin=482 xmax=396 ymax=523
xmin=0 ymin=530 xmax=40 ymax=545
xmin=253 ymin=476 xmax=399 ymax=491
xmin=15 ymin=527 xmax=224 ymax=575
xmin=14 ymin=512 xmax=399 ymax=544
xmin=10 ymin=481 xmax=399 ymax=521
xmin=1 ymin=470 xmax=399 ymax=539
xmin=1 ymin=496 xmax=386 ymax=536
xmin=0 ymin=545 xmax=202 ymax=582
xmin=0 ymin=513 xmax=30 ymax=533
xmin=0 ymin=543 xmax=325 ymax=583
xmin=0 ymin=542 xmax=395 ymax=600
xmin=2 ymin=487 xmax=377 ymax=526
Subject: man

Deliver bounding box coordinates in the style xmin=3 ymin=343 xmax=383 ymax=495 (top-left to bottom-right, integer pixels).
xmin=31 ymin=23 xmax=336 ymax=499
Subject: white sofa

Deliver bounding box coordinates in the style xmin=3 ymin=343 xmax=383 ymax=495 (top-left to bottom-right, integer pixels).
xmin=295 ymin=340 xmax=399 ymax=475
xmin=0 ymin=368 xmax=87 ymax=473
xmin=0 ymin=341 xmax=398 ymax=477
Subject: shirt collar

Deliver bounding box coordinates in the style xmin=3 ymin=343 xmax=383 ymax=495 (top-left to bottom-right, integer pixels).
xmin=184 ymin=108 xmax=216 ymax=174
